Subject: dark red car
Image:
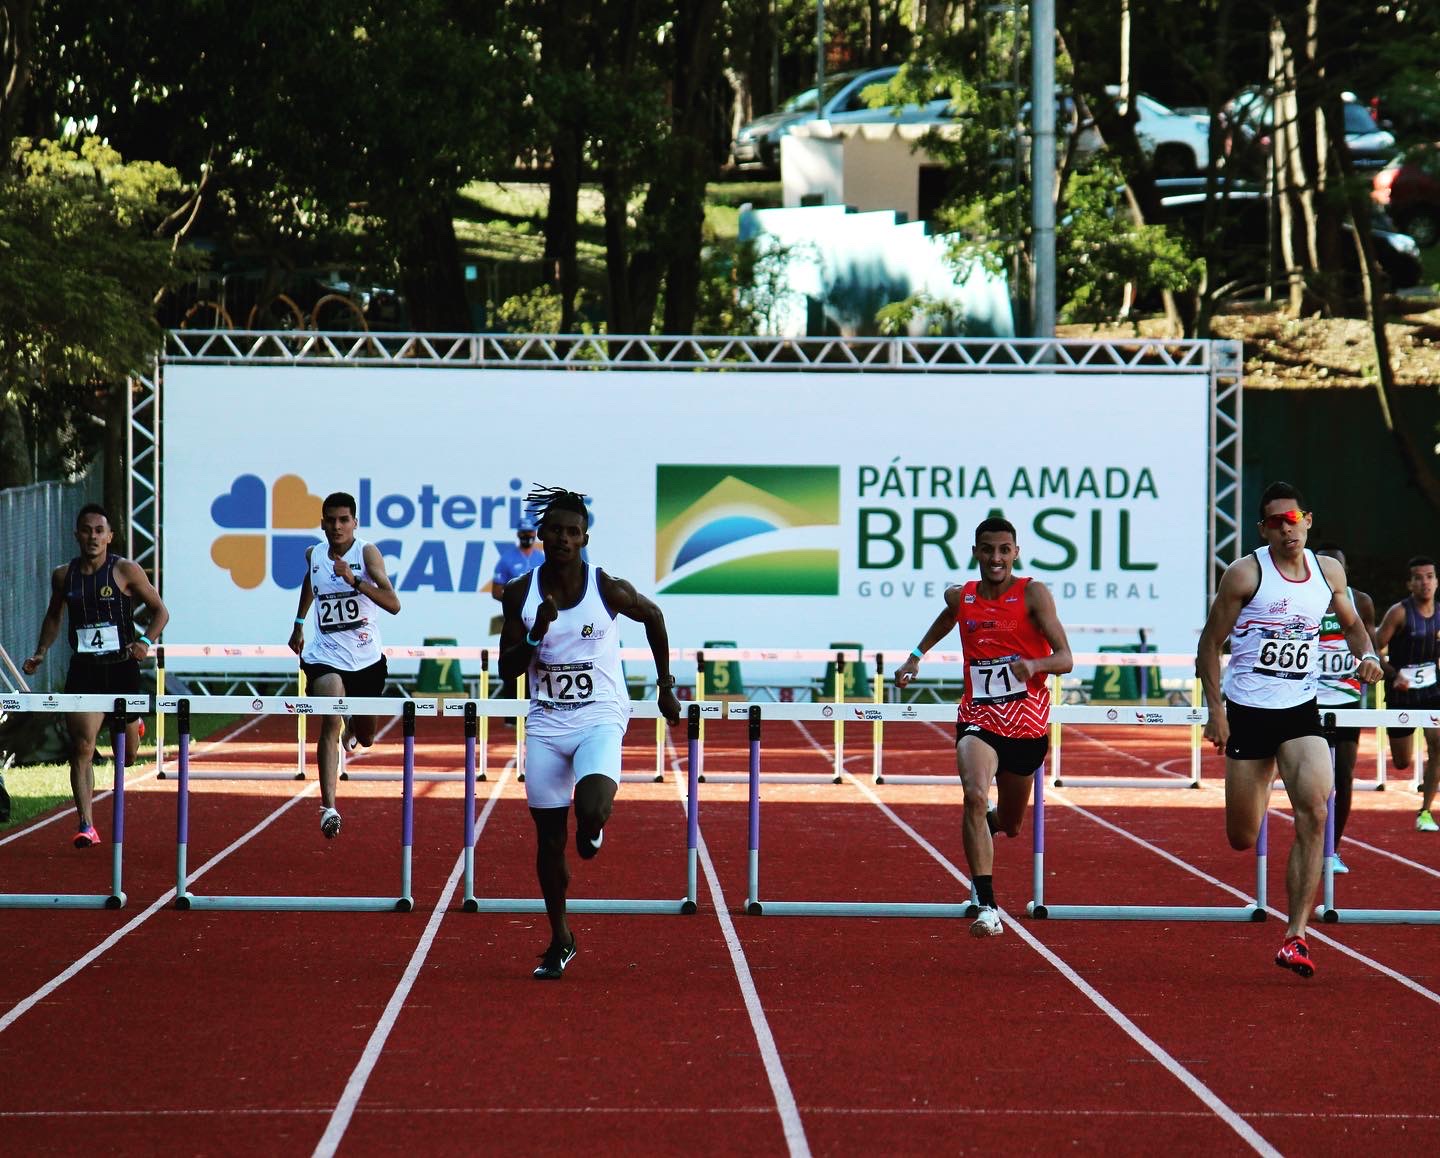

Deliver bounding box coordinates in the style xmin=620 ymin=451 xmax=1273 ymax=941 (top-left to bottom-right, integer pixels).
xmin=1373 ymin=143 xmax=1440 ymax=247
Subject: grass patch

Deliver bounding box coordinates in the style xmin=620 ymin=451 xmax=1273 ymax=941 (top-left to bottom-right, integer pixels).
xmin=0 ymin=713 xmax=241 ymax=834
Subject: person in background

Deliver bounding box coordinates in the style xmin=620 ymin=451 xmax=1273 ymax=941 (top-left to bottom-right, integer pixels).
xmin=1313 ymin=543 xmax=1377 ymax=873
xmin=1374 ymin=556 xmax=1440 ymax=832
xmin=22 ymin=504 xmax=169 ymax=848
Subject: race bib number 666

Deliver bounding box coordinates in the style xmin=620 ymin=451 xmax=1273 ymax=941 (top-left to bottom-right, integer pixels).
xmin=1254 ymin=629 xmax=1317 ymax=680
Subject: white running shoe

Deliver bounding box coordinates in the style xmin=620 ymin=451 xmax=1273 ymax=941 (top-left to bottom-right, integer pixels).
xmin=320 ymin=806 xmax=342 ymax=839
xmin=969 ymin=906 xmax=1003 ymax=938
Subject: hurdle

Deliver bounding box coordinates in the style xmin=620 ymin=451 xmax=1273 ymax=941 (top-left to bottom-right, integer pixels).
xmin=1316 ymin=707 xmax=1440 ymax=925
xmin=728 ymin=700 xmax=975 ymax=918
xmin=0 ymin=694 xmax=145 ymax=910
xmin=161 ymin=694 xmax=436 ymax=911
xmin=1025 ymin=704 xmax=1270 ymax=922
xmin=455 ymin=699 xmax=718 ymax=914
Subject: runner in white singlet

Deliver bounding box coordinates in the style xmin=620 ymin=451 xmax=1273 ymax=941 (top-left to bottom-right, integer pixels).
xmin=498 ymin=486 xmax=681 ymax=980
xmin=287 ymin=491 xmax=402 ymax=840
xmin=1198 ymin=483 xmax=1382 ymax=978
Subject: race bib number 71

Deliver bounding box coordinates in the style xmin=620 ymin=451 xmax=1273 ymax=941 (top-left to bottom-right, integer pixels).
xmin=967 ymin=657 xmax=1025 ymax=704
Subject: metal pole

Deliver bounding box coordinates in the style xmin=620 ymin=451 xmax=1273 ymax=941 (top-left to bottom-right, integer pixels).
xmin=815 ymin=1 xmax=825 ymax=118
xmin=1030 ymin=0 xmax=1056 ymax=336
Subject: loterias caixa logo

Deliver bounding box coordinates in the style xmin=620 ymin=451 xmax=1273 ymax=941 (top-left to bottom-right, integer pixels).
xmin=654 ymin=465 xmax=840 ymax=596
xmin=210 ymin=474 xmax=323 ymax=590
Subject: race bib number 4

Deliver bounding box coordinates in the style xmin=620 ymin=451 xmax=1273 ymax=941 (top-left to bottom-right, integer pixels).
xmin=535 ymin=661 xmax=596 ymax=707
xmin=77 ymin=623 xmax=121 ymax=655
xmin=1254 ymin=629 xmax=1317 ymax=680
xmin=1401 ymin=662 xmax=1439 ymax=690
xmin=967 ymin=657 xmax=1026 ymax=704
xmin=316 ymin=591 xmax=365 ymax=634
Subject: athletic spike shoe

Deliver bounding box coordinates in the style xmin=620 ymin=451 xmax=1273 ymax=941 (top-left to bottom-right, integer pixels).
xmin=1330 ymin=853 xmax=1349 ymax=875
xmin=576 ymin=827 xmax=604 ymax=861
xmin=533 ymin=937 xmax=577 ymax=980
xmin=341 ymin=717 xmax=359 ymax=754
xmin=986 ymin=804 xmax=1000 ymax=836
xmin=1274 ymin=935 xmax=1315 ymax=978
xmin=969 ymin=906 xmax=1003 ymax=938
xmin=73 ymin=824 xmax=101 ymax=849
xmin=1417 ymin=809 xmax=1439 ymax=833
xmin=320 ymin=806 xmax=342 ymax=839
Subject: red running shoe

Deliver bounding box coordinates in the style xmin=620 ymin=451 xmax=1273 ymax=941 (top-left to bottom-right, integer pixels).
xmin=1275 ymin=935 xmax=1315 ymax=978
xmin=73 ymin=825 xmax=101 ymax=849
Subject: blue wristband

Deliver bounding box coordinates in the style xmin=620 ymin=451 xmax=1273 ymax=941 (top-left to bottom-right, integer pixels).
xmin=910 ymin=646 xmax=924 ymax=659
xmin=525 ymin=630 xmax=542 ymax=647
xmin=138 ymin=634 xmax=152 ymax=647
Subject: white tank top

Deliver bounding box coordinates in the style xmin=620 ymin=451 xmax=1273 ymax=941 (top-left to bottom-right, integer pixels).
xmin=1223 ymin=547 xmax=1334 ymax=709
xmin=301 ymin=538 xmax=383 ymax=670
xmin=521 ymin=563 xmax=628 ymax=735
xmin=1316 ymin=586 xmax=1363 ymax=707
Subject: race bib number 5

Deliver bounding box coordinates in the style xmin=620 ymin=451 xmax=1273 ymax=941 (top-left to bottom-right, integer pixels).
xmin=535 ymin=661 xmax=596 ymax=706
xmin=1401 ymin=662 xmax=1439 ymax=690
xmin=1254 ymin=630 xmax=1317 ymax=680
xmin=316 ymin=591 xmax=365 ymax=634
xmin=967 ymin=656 xmax=1026 ymax=704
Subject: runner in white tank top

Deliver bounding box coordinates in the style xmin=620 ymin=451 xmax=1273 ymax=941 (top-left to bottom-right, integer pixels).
xmin=288 ymin=491 xmax=402 ymax=840
xmin=1198 ymin=484 xmax=1382 ymax=978
xmin=497 ymin=486 xmax=682 ymax=980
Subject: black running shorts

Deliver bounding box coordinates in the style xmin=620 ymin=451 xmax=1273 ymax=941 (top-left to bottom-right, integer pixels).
xmin=300 ymin=655 xmax=389 ymax=699
xmin=955 ymin=722 xmax=1049 ymax=776
xmin=1224 ymin=698 xmax=1322 ymax=761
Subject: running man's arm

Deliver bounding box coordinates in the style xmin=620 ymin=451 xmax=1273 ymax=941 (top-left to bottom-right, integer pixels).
xmin=1317 ymin=555 xmax=1382 ymax=685
xmin=1374 ymin=601 xmax=1409 ymax=686
xmin=115 ymin=559 xmax=170 ymax=661
xmin=1011 ymin=580 xmax=1074 ymax=682
xmin=288 ymin=547 xmax=316 ymax=656
xmin=1196 ymin=557 xmax=1259 ymax=752
xmin=498 ymin=575 xmax=537 ymax=682
xmin=599 ymin=571 xmax=681 ymax=726
xmin=893 ymin=586 xmax=963 ymax=689
xmin=355 ymin=543 xmax=401 ymax=615
xmin=21 ymin=566 xmax=69 ymax=674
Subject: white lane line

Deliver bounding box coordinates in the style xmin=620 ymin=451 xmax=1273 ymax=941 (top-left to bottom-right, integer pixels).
xmin=0 ymin=782 xmax=318 ymax=1035
xmin=665 ymin=730 xmax=811 ymax=1158
xmin=843 ymin=775 xmax=1282 ymax=1158
xmin=311 ymin=768 xmax=509 ymax=1158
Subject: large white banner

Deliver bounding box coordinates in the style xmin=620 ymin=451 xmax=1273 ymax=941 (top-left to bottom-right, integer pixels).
xmin=161 ymin=364 xmax=1210 ymax=667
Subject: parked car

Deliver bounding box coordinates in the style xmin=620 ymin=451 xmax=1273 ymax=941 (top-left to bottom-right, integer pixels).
xmin=1223 ymin=88 xmax=1396 ymax=173
xmin=731 ymin=66 xmax=954 ymax=173
xmin=1373 ymin=143 xmax=1440 ymax=246
xmin=1154 ymin=188 xmax=1422 ymax=295
xmin=1058 ymin=91 xmax=1211 ymax=175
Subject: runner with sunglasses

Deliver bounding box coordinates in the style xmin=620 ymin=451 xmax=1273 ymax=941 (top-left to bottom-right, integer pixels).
xmin=1197 ymin=482 xmax=1382 ymax=977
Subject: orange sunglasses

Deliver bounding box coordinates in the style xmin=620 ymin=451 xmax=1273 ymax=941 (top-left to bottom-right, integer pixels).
xmin=1260 ymin=509 xmax=1308 ymax=529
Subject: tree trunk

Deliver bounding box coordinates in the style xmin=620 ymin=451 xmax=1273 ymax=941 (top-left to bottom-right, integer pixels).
xmin=394 ymin=197 xmax=472 ymax=332
xmin=0 ymin=0 xmax=35 ymax=159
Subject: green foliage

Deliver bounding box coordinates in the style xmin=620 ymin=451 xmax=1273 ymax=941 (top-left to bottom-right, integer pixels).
xmin=0 ymin=137 xmax=201 ymax=483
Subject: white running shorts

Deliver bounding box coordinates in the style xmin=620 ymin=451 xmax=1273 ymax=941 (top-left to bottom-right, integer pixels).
xmin=523 ymin=723 xmax=625 ymax=809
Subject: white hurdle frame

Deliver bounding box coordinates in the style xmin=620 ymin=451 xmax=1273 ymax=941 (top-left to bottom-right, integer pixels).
xmin=452 ymin=699 xmax=722 ymax=915
xmin=0 ymin=693 xmax=148 ymax=910
xmin=1316 ymin=707 xmax=1440 ymax=925
xmin=157 ymin=694 xmax=436 ymax=911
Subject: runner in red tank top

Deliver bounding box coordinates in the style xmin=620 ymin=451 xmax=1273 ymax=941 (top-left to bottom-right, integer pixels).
xmin=894 ymin=517 xmax=1073 ymax=939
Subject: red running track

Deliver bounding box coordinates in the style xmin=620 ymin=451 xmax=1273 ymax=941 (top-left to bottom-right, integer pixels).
xmin=1 ymin=713 xmax=1437 ymax=1156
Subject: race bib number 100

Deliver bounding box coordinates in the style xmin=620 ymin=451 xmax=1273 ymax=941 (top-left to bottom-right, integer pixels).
xmin=1254 ymin=630 xmax=1317 ymax=681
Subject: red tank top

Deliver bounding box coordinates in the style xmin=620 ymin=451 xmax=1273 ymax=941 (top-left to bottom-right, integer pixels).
xmin=955 ymin=577 xmax=1053 ymax=738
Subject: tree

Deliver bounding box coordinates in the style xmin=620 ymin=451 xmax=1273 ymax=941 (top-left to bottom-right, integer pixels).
xmin=0 ymin=138 xmax=199 ymax=526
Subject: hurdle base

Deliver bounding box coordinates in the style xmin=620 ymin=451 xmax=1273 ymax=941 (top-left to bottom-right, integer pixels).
xmin=176 ymin=894 xmax=412 ymax=912
xmin=1027 ymin=903 xmax=1265 ymax=922
xmin=1315 ymin=906 xmax=1440 ymax=925
xmin=463 ymin=897 xmax=695 ymax=915
xmin=1051 ymin=776 xmax=1199 ymax=790
xmin=744 ymin=901 xmax=972 ymax=918
xmin=0 ymin=893 xmax=125 ymax=910
xmin=694 ymin=772 xmax=843 ymax=786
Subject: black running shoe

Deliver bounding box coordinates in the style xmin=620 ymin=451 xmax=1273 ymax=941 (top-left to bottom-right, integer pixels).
xmin=533 ymin=937 xmax=577 ymax=980
xmin=986 ymin=805 xmax=999 ymax=836
xmin=576 ymin=828 xmax=604 ymax=860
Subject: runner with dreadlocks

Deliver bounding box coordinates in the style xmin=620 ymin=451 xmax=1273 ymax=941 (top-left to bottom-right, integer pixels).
xmin=498 ymin=485 xmax=683 ymax=980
